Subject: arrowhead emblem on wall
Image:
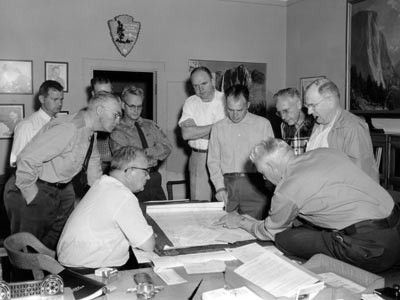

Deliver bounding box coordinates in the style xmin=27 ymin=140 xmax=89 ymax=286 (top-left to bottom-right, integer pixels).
xmin=108 ymin=15 xmax=141 ymax=57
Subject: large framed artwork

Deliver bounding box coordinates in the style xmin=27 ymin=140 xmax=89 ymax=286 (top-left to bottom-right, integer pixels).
xmin=45 ymin=61 xmax=68 ymax=92
xmin=0 ymin=60 xmax=33 ymax=94
xmin=188 ymin=59 xmax=267 ymax=116
xmin=0 ymin=104 xmax=24 ymax=139
xmin=347 ymin=0 xmax=400 ymax=116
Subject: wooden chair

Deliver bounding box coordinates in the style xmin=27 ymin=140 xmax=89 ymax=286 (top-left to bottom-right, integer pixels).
xmin=3 ymin=232 xmax=64 ymax=280
xmin=166 ymin=180 xmax=188 ymax=200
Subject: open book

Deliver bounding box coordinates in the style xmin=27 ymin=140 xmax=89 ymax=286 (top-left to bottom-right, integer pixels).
xmin=58 ymin=269 xmax=106 ymax=300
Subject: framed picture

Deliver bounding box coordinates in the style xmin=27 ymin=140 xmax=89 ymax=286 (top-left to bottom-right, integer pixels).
xmin=188 ymin=59 xmax=267 ymax=116
xmin=0 ymin=60 xmax=33 ymax=94
xmin=0 ymin=104 xmax=24 ymax=139
xmin=45 ymin=61 xmax=68 ymax=92
xmin=300 ymin=76 xmax=326 ymax=101
xmin=346 ymin=0 xmax=400 ymax=116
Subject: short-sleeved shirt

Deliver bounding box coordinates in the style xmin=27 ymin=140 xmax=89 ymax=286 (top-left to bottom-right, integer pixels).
xmin=178 ymin=91 xmax=225 ymax=150
xmin=57 ymin=175 xmax=154 ymax=268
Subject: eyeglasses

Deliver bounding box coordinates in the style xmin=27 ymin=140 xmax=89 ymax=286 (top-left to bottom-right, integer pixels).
xmin=304 ymin=98 xmax=325 ymax=109
xmin=275 ymin=109 xmax=289 ymax=118
xmin=124 ymin=102 xmax=143 ymax=110
xmin=125 ymin=166 xmax=150 ymax=176
xmin=104 ymin=107 xmax=122 ymax=119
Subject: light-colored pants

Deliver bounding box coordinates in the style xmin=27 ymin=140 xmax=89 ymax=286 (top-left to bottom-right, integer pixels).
xmin=189 ymin=151 xmax=212 ymax=201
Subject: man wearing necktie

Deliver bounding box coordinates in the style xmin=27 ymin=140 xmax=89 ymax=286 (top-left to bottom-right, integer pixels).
xmin=110 ymin=85 xmax=172 ymax=202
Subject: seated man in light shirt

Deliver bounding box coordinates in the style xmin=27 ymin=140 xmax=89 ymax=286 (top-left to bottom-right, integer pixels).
xmin=57 ymin=146 xmax=155 ymax=270
xmin=215 ymin=138 xmax=400 ymax=273
xmin=10 ymin=80 xmax=64 ymax=167
xmin=304 ymin=78 xmax=378 ymax=182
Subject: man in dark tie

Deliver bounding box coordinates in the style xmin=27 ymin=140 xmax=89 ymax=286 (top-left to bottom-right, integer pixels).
xmin=110 ymin=85 xmax=172 ymax=201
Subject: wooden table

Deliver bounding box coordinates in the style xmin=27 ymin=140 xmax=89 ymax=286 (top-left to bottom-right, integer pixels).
xmin=89 ymin=265 xmax=230 ymax=300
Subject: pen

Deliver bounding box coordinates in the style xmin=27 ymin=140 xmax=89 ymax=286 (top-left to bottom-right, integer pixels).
xmin=188 ymin=279 xmax=203 ymax=300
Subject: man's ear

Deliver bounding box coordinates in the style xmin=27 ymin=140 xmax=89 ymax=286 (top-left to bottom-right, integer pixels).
xmin=296 ymin=99 xmax=302 ymax=109
xmin=96 ymin=105 xmax=104 ymax=116
xmin=38 ymin=95 xmax=44 ymax=105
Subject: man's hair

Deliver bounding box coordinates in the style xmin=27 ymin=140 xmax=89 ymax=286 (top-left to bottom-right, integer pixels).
xmin=250 ymin=137 xmax=291 ymax=164
xmin=110 ymin=146 xmax=145 ymax=171
xmin=38 ymin=80 xmax=63 ymax=97
xmin=306 ymin=78 xmax=340 ymax=99
xmin=87 ymin=91 xmax=120 ymax=110
xmin=273 ymin=88 xmax=300 ymax=100
xmin=90 ymin=75 xmax=112 ymax=91
xmin=190 ymin=66 xmax=212 ymax=80
xmin=225 ymin=84 xmax=250 ymax=102
xmin=121 ymin=85 xmax=144 ymax=103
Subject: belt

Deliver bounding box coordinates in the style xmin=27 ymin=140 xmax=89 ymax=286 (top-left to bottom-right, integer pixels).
xmin=341 ymin=203 xmax=400 ymax=235
xmin=192 ymin=148 xmax=207 ymax=153
xmin=37 ymin=179 xmax=70 ymax=189
xmin=224 ymin=172 xmax=258 ymax=178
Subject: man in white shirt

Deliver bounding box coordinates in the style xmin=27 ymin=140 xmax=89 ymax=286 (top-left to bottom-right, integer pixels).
xmin=10 ymin=80 xmax=64 ymax=167
xmin=304 ymin=78 xmax=378 ymax=182
xmin=178 ymin=67 xmax=226 ymax=201
xmin=57 ymin=146 xmax=155 ymax=269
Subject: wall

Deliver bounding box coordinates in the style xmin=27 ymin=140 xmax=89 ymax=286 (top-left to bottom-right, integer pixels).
xmin=0 ymin=0 xmax=287 ymax=192
xmin=286 ymin=0 xmax=348 ymax=106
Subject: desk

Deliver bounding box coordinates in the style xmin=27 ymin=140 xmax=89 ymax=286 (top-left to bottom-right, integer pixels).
xmin=88 ymin=266 xmax=228 ymax=300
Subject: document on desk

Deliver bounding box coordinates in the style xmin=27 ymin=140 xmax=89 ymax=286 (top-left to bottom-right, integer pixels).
xmin=234 ymin=251 xmax=319 ymax=298
xmin=225 ymin=242 xmax=282 ymax=263
xmin=147 ymin=202 xmax=255 ymax=249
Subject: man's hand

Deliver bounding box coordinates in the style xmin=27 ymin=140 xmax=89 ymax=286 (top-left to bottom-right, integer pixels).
xmin=21 ymin=184 xmax=39 ymax=205
xmin=180 ymin=118 xmax=196 ymax=127
xmin=215 ymin=189 xmax=228 ymax=206
xmin=213 ymin=211 xmax=241 ymax=229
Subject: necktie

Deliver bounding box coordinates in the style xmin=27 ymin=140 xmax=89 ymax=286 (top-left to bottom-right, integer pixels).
xmin=135 ymin=122 xmax=149 ymax=149
xmin=80 ymin=134 xmax=95 ymax=187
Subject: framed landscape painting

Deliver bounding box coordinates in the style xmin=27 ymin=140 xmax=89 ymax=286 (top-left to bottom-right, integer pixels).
xmin=0 ymin=60 xmax=32 ymax=94
xmin=347 ymin=0 xmax=400 ymax=116
xmin=0 ymin=104 xmax=24 ymax=139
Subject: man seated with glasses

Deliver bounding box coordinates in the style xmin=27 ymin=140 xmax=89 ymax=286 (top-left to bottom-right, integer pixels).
xmin=274 ymin=88 xmax=314 ymax=155
xmin=110 ymin=85 xmax=172 ymax=202
xmin=57 ymin=147 xmax=155 ymax=271
xmin=304 ymin=78 xmax=378 ymax=182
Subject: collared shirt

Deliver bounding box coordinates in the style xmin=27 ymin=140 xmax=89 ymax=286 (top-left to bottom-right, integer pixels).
xmin=16 ymin=110 xmax=102 ymax=194
xmin=178 ymin=90 xmax=226 ymax=150
xmin=306 ymin=109 xmax=378 ymax=182
xmin=281 ymin=113 xmax=314 ymax=156
xmin=208 ymin=112 xmax=274 ymax=191
xmin=57 ymin=175 xmax=154 ymax=268
xmin=110 ymin=117 xmax=172 ymax=168
xmin=251 ymin=148 xmax=393 ymax=241
xmin=10 ymin=108 xmax=51 ymax=166
xmin=306 ymin=111 xmax=339 ymax=151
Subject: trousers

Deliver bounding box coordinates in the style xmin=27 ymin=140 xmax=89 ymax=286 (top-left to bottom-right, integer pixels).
xmin=189 ymin=151 xmax=212 ymax=201
xmin=3 ymin=174 xmax=76 ymax=250
xmin=275 ymin=205 xmax=400 ymax=273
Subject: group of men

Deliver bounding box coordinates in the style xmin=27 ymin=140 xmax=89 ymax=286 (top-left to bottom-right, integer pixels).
xmin=2 ymin=66 xmax=400 ymax=274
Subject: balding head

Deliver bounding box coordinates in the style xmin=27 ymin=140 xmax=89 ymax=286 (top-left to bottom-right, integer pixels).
xmin=87 ymin=91 xmax=122 ymax=132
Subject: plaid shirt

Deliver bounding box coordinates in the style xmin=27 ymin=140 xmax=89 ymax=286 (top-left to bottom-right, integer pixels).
xmin=281 ymin=114 xmax=314 ymax=155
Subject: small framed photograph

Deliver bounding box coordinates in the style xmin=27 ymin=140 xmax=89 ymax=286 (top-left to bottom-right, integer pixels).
xmin=0 ymin=104 xmax=24 ymax=139
xmin=300 ymin=76 xmax=326 ymax=101
xmin=45 ymin=61 xmax=68 ymax=92
xmin=0 ymin=60 xmax=33 ymax=94
xmin=56 ymin=111 xmax=69 ymax=117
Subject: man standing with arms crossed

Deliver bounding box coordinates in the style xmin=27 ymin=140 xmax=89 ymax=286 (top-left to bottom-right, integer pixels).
xmin=179 ymin=67 xmax=225 ymax=201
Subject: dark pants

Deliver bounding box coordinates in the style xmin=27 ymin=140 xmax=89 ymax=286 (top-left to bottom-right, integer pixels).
xmin=135 ymin=171 xmax=166 ymax=202
xmin=275 ymin=214 xmax=400 ymax=273
xmin=224 ymin=173 xmax=271 ymax=220
xmin=3 ymin=175 xmax=76 ymax=250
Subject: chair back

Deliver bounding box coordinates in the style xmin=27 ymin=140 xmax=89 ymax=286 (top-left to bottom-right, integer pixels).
xmin=3 ymin=232 xmax=64 ymax=280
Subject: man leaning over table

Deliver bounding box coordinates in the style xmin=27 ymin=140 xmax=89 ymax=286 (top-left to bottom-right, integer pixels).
xmin=215 ymin=137 xmax=400 ymax=273
xmin=57 ymin=147 xmax=155 ymax=271
xmin=3 ymin=91 xmax=121 ymax=250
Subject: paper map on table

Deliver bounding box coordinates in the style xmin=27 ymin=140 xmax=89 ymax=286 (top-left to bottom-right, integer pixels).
xmin=146 ymin=202 xmax=255 ymax=249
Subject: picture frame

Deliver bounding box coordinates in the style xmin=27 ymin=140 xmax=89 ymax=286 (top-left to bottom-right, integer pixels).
xmin=0 ymin=60 xmax=33 ymax=94
xmin=188 ymin=59 xmax=267 ymax=116
xmin=346 ymin=0 xmax=400 ymax=116
xmin=0 ymin=104 xmax=24 ymax=139
xmin=45 ymin=61 xmax=68 ymax=92
xmin=299 ymin=76 xmax=326 ymax=101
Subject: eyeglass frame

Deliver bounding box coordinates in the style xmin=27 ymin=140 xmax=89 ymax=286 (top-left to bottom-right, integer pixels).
xmin=124 ymin=166 xmax=150 ymax=176
xmin=304 ymin=97 xmax=326 ymax=110
xmin=103 ymin=106 xmax=122 ymax=120
xmin=124 ymin=101 xmax=143 ymax=110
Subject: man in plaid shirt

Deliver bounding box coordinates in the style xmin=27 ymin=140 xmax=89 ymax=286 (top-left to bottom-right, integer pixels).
xmin=274 ymin=88 xmax=314 ymax=155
